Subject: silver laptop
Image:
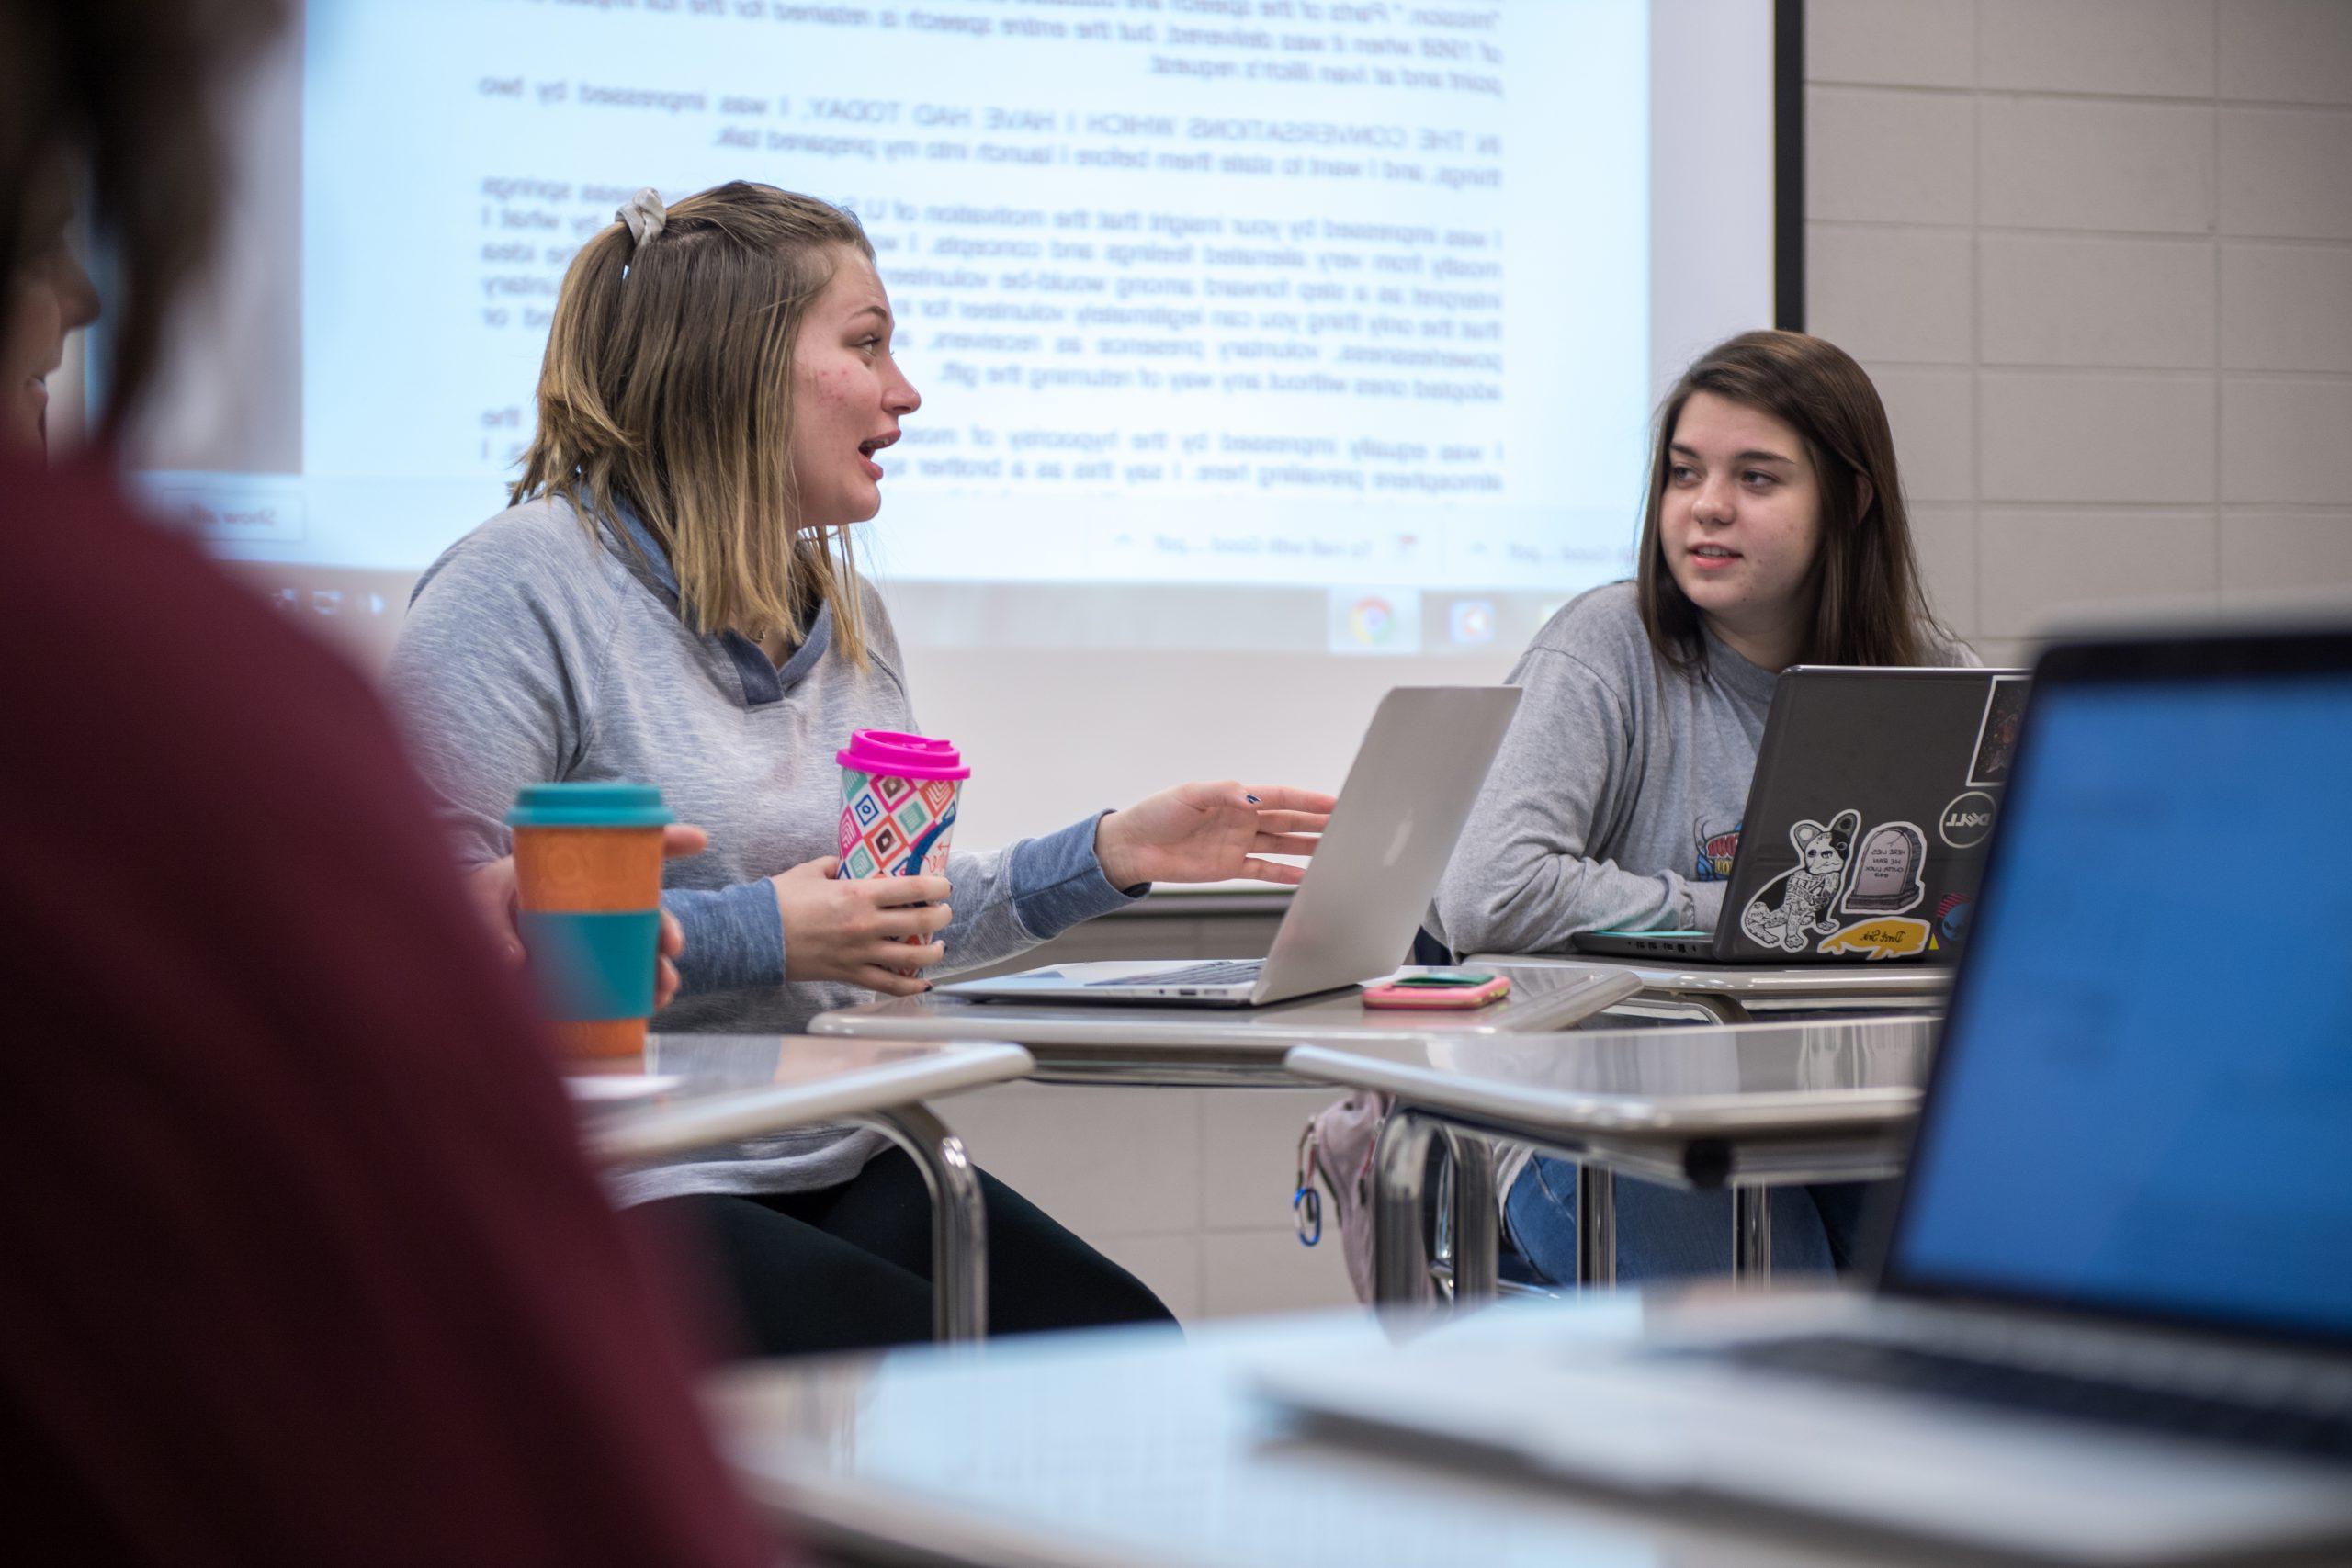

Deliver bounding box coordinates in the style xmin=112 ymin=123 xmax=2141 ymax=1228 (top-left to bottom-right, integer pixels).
xmin=943 ymin=686 xmax=1521 ymax=1008
xmin=1260 ymin=626 xmax=2352 ymax=1563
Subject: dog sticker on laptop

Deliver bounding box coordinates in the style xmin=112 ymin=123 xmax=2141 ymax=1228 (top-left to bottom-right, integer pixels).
xmin=1738 ymin=808 xmax=1860 ymax=953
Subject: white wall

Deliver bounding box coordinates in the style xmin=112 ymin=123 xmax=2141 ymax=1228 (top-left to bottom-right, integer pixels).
xmin=1806 ymin=0 xmax=2352 ymax=664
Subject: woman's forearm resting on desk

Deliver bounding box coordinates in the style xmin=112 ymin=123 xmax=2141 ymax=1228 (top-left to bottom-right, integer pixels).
xmin=1438 ymin=847 xmax=1729 ymax=954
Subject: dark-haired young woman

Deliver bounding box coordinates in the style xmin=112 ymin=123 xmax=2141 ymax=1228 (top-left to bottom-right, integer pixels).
xmin=1430 ymin=330 xmax=1977 ymax=1284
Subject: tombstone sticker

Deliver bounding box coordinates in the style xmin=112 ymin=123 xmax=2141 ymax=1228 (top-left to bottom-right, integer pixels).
xmin=1838 ymin=820 xmax=1928 ymax=916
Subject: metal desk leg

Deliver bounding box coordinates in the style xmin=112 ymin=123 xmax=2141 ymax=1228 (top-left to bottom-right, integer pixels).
xmin=1733 ymin=1185 xmax=1772 ymax=1284
xmin=854 ymin=1104 xmax=989 ymax=1343
xmin=1373 ymin=1110 xmax=1442 ymax=1306
xmin=1443 ymin=1127 xmax=1500 ymax=1303
xmin=1576 ymin=1164 xmax=1617 ymax=1288
xmin=1430 ymin=1137 xmax=1454 ymax=1279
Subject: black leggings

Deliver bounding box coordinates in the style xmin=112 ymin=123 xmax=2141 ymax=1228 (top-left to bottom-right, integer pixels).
xmin=645 ymin=1150 xmax=1177 ymax=1358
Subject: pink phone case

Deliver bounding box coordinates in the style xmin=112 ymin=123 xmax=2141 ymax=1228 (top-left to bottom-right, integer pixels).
xmin=1361 ymin=976 xmax=1512 ymax=1010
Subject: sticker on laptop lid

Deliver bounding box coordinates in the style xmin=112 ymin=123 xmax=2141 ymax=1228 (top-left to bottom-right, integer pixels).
xmin=1737 ymin=808 xmax=1858 ymax=953
xmin=1817 ymin=916 xmax=1930 ymax=960
xmin=1839 ymin=819 xmax=1928 ymax=917
xmin=1967 ymin=675 xmax=2030 ymax=788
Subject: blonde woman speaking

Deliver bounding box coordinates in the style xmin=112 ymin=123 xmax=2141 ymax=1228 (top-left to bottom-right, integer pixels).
xmin=390 ymin=182 xmax=1333 ymax=1355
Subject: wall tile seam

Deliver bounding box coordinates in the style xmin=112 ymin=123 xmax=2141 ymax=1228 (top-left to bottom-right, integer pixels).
xmin=1808 ymin=221 xmax=1976 ymax=242
xmin=2214 ymin=0 xmax=2226 ymax=537
xmin=1977 ymin=91 xmax=2215 ymax=111
xmin=1978 ymin=502 xmax=2224 ymax=516
xmin=1975 ymin=367 xmax=2234 ymax=380
xmin=2218 ymin=371 xmax=2352 ymax=386
xmin=1086 ymin=1222 xmax=1224 ymax=1241
xmin=2211 ymin=96 xmax=2352 ymax=111
xmin=1973 ymin=362 xmax=2229 ymax=375
xmin=1834 ymin=352 xmax=1966 ymax=368
xmin=1855 ymin=361 xmax=2238 ymax=376
xmin=1970 ymin=0 xmax=1984 ymax=590
xmin=1200 ymin=1221 xmax=1319 ymax=1237
xmin=1812 ymin=220 xmax=2352 ymax=246
xmin=1804 ymin=80 xmax=1976 ymax=98
xmin=1988 ymin=93 xmax=2348 ymax=114
xmin=2214 ymin=100 xmax=2352 ymax=119
xmin=1811 ymin=80 xmax=2352 ymax=116
xmin=2214 ymin=235 xmax=2352 ymax=253
xmin=1093 ymin=1224 xmax=1306 ymax=1240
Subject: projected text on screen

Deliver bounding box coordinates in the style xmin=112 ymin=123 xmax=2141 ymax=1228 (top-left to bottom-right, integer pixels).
xmin=164 ymin=0 xmax=1649 ymax=639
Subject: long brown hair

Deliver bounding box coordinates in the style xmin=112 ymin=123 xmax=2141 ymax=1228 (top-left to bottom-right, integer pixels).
xmin=0 ymin=0 xmax=285 ymax=437
xmin=1634 ymin=330 xmax=1946 ymax=672
xmin=512 ymin=181 xmax=874 ymax=662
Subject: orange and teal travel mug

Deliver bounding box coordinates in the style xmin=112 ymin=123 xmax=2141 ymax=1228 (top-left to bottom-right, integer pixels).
xmin=507 ymin=782 xmax=673 ymax=1058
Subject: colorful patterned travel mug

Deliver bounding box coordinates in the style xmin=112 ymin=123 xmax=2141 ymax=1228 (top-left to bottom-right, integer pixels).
xmin=507 ymin=782 xmax=673 ymax=1058
xmin=837 ymin=731 xmax=968 ymax=968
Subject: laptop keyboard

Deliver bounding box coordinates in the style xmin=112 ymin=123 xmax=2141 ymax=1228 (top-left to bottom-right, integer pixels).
xmin=1085 ymin=960 xmax=1263 ymax=989
xmin=1720 ymin=1336 xmax=2352 ymax=1463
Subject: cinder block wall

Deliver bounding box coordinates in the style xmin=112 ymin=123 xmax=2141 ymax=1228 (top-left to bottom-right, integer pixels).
xmin=1806 ymin=0 xmax=2352 ymax=663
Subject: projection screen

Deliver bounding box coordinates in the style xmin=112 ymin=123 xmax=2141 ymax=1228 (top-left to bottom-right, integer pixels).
xmin=127 ymin=0 xmax=1787 ymax=846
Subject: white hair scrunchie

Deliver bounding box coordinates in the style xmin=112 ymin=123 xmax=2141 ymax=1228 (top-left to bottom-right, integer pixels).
xmin=616 ymin=186 xmax=667 ymax=246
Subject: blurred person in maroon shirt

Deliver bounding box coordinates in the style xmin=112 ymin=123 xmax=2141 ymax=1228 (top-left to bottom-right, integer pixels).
xmin=0 ymin=3 xmax=773 ymax=1561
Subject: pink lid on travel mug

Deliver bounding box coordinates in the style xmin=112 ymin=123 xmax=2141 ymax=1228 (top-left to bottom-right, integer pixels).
xmin=835 ymin=729 xmax=970 ymax=782
xmin=837 ymin=729 xmax=968 ymax=886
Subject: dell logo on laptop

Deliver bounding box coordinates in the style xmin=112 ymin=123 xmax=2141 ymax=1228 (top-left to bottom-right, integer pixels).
xmin=1939 ymin=792 xmax=1997 ymax=849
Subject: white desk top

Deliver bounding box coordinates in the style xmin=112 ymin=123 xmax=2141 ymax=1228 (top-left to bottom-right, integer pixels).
xmin=807 ymin=964 xmax=1645 ymax=1085
xmin=574 ymin=1034 xmax=1034 ymax=1164
xmin=811 ymin=963 xmax=1642 ymax=1052
xmin=1283 ymin=1015 xmax=1936 ymax=1142
xmin=708 ymin=1298 xmax=1996 ymax=1568
xmin=1468 ymin=949 xmax=1954 ymax=999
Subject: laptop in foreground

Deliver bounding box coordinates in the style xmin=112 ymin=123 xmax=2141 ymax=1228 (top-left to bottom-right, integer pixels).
xmin=943 ymin=685 xmax=1521 ymax=1008
xmin=1576 ymin=665 xmax=2027 ymax=964
xmin=1261 ymin=626 xmax=2352 ymax=1563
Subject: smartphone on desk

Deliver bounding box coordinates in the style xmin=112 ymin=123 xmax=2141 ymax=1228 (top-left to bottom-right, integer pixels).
xmin=1361 ymin=970 xmax=1511 ymax=1010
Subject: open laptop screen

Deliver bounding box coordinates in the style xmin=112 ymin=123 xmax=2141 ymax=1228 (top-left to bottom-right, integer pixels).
xmin=1888 ymin=660 xmax=2352 ymax=1345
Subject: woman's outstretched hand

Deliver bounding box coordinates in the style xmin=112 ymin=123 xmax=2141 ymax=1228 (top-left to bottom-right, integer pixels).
xmin=1093 ymin=782 xmax=1336 ymax=889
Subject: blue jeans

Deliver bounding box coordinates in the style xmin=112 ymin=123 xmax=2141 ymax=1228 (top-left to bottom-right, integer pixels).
xmin=1503 ymin=1155 xmax=1884 ymax=1285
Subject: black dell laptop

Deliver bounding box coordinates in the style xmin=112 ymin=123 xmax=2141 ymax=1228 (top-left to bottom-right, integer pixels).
xmin=1576 ymin=666 xmax=2028 ymax=964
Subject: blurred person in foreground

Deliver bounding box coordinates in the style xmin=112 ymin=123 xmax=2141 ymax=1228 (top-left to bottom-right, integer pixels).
xmin=0 ymin=3 xmax=767 ymax=1561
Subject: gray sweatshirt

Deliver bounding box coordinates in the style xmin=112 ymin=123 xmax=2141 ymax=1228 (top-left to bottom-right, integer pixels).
xmin=1430 ymin=581 xmax=1975 ymax=956
xmin=386 ymin=495 xmax=1140 ymax=1199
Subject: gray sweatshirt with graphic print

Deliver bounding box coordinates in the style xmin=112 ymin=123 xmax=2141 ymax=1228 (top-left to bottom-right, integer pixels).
xmin=386 ymin=496 xmax=1140 ymax=1200
xmin=1430 ymin=581 xmax=1975 ymax=956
